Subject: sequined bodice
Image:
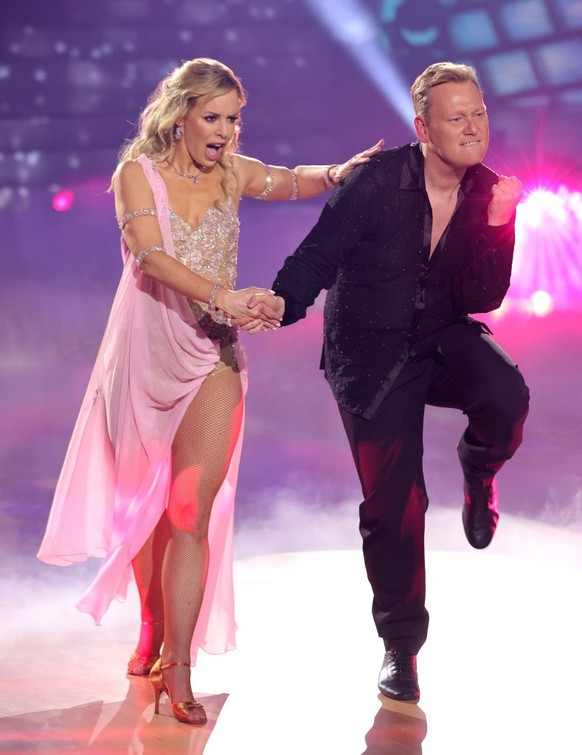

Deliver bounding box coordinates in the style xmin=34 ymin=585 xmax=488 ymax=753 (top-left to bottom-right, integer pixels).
xmin=170 ymin=201 xmax=240 ymax=341
xmin=170 ymin=202 xmax=239 ymax=288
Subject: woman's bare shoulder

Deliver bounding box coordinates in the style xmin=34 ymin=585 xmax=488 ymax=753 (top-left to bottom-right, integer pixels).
xmin=113 ymin=158 xmax=147 ymax=185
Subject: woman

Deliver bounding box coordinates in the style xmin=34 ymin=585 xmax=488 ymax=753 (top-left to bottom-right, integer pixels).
xmin=37 ymin=57 xmax=381 ymax=725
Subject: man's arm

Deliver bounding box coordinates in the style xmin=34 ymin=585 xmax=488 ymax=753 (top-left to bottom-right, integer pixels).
xmin=454 ymin=174 xmax=524 ymax=314
xmin=267 ymin=162 xmax=375 ymax=325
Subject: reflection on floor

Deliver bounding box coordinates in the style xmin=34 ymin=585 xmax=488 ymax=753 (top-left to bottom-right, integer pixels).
xmin=1 ymin=509 xmax=580 ymax=755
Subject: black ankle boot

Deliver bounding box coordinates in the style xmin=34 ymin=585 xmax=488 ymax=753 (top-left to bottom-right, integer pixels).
xmin=462 ymin=478 xmax=499 ymax=549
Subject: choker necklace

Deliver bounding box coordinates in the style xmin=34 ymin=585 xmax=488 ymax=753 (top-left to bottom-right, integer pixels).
xmin=166 ymin=159 xmax=209 ymax=185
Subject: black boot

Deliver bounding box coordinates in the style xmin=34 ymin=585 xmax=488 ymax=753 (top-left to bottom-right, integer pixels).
xmin=462 ymin=478 xmax=499 ymax=549
xmin=458 ymin=430 xmax=500 ymax=549
xmin=378 ymin=645 xmax=420 ymax=701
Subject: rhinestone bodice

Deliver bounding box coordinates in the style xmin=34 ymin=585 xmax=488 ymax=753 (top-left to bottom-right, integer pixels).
xmin=170 ymin=202 xmax=239 ymax=288
xmin=170 ymin=201 xmax=240 ymax=340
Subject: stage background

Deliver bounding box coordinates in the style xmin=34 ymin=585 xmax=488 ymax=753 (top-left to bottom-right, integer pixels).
xmin=1 ymin=0 xmax=581 ymax=570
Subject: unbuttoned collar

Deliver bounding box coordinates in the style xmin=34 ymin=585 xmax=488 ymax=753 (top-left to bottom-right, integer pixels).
xmin=399 ymin=142 xmax=478 ymax=195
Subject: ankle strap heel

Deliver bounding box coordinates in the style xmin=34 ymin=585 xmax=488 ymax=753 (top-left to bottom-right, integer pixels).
xmin=149 ymin=659 xmax=206 ymax=725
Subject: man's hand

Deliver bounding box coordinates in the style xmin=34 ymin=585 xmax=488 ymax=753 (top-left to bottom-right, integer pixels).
xmin=231 ymin=293 xmax=285 ymax=334
xmin=248 ymin=292 xmax=285 ymax=318
xmin=218 ymin=287 xmax=278 ymax=325
xmin=488 ymin=176 xmax=524 ymax=226
xmin=229 ymin=293 xmax=285 ymax=333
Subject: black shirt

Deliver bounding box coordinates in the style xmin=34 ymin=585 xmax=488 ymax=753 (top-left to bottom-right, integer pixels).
xmin=272 ymin=143 xmax=515 ymax=419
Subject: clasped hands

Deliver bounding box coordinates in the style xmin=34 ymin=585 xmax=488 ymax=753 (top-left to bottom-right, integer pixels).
xmin=216 ymin=287 xmax=284 ymax=333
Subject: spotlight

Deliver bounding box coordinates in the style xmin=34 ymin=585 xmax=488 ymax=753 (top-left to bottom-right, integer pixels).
xmin=512 ymin=185 xmax=582 ymax=310
xmin=52 ymin=189 xmax=74 ymax=212
xmin=304 ymin=0 xmax=414 ymax=127
xmin=529 ymin=290 xmax=554 ymax=317
xmin=520 ymin=189 xmax=567 ymax=227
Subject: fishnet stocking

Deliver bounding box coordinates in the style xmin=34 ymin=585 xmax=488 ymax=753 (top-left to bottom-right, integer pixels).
xmin=161 ymin=354 xmax=243 ymax=703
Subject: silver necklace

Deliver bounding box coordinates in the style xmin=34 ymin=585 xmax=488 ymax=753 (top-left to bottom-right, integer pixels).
xmin=167 ymin=160 xmax=208 ymax=184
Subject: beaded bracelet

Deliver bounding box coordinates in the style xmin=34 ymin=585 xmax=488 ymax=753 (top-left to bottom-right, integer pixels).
xmin=324 ymin=164 xmax=339 ymax=189
xmin=207 ymin=282 xmax=223 ymax=313
xmin=118 ymin=208 xmax=157 ymax=231
xmin=256 ymin=164 xmax=275 ymax=199
xmin=289 ymin=168 xmax=299 ymax=200
xmin=135 ymin=245 xmax=165 ymax=268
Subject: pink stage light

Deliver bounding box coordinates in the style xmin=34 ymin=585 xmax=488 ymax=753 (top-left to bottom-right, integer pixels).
xmin=510 ymin=185 xmax=582 ymax=310
xmin=518 ymin=189 xmax=567 ymax=227
xmin=52 ymin=189 xmax=75 ymax=212
xmin=529 ymin=290 xmax=554 ymax=317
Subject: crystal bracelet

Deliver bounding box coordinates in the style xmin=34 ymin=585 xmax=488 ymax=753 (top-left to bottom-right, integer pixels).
xmin=207 ymin=282 xmax=223 ymax=313
xmin=256 ymin=164 xmax=275 ymax=199
xmin=289 ymin=168 xmax=299 ymax=200
xmin=118 ymin=208 xmax=157 ymax=231
xmin=135 ymin=245 xmax=164 ymax=268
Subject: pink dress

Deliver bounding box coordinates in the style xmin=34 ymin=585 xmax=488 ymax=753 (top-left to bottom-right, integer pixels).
xmin=37 ymin=155 xmax=247 ymax=661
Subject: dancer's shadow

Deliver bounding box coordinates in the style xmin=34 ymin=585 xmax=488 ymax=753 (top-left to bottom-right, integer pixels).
xmin=0 ymin=676 xmax=228 ymax=754
xmin=361 ymin=696 xmax=427 ymax=755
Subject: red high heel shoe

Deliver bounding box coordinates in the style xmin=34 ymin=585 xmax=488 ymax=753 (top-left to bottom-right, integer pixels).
xmin=149 ymin=659 xmax=207 ymax=725
xmin=127 ymin=652 xmax=160 ymax=676
xmin=127 ymin=619 xmax=163 ymax=676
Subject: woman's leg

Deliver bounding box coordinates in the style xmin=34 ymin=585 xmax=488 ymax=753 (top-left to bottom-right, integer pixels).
xmin=129 ymin=512 xmax=169 ymax=669
xmin=161 ymin=360 xmax=243 ymax=703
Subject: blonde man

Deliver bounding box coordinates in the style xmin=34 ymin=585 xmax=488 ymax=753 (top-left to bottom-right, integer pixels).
xmin=256 ymin=62 xmax=528 ymax=701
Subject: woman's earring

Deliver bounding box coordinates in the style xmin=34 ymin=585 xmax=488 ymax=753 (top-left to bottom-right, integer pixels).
xmin=174 ymin=124 xmax=183 ymax=141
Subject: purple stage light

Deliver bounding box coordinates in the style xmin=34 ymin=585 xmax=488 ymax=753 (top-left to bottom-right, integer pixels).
xmin=509 ymin=185 xmax=582 ymax=311
xmin=52 ymin=189 xmax=75 ymax=212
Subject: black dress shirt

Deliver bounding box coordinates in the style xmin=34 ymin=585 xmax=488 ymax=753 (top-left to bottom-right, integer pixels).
xmin=272 ymin=143 xmax=516 ymax=419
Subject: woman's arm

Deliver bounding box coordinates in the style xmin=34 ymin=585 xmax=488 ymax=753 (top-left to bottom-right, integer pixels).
xmin=234 ymin=139 xmax=383 ymax=201
xmin=113 ymin=160 xmax=277 ymax=322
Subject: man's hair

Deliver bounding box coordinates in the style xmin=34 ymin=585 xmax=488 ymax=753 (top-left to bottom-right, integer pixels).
xmin=410 ymin=62 xmax=481 ymax=119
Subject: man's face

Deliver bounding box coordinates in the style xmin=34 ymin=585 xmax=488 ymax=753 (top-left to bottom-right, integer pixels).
xmin=415 ymin=80 xmax=489 ymax=171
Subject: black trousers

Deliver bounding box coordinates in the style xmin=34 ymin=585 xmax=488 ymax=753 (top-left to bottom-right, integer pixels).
xmin=339 ymin=321 xmax=530 ymax=655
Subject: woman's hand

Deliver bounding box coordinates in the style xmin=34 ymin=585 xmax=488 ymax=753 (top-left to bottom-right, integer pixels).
xmin=236 ymin=317 xmax=278 ymax=334
xmin=328 ymin=139 xmax=384 ymax=185
xmin=243 ymin=293 xmax=285 ymax=334
xmin=218 ymin=287 xmax=281 ymax=328
xmin=230 ymin=293 xmax=286 ymax=334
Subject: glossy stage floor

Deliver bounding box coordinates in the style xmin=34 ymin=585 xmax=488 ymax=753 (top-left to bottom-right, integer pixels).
xmin=1 ymin=509 xmax=581 ymax=754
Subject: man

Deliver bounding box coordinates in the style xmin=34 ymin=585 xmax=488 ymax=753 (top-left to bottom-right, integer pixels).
xmin=250 ymin=62 xmax=529 ymax=701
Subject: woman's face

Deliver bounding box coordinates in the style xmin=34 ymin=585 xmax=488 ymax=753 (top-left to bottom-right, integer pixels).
xmin=178 ymin=89 xmax=241 ymax=169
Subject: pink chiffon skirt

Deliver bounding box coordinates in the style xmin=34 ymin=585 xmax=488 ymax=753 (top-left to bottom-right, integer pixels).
xmin=38 ymin=183 xmax=247 ymax=661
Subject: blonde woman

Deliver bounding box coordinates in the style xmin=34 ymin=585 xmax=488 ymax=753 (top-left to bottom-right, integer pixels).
xmin=37 ymin=57 xmax=381 ymax=724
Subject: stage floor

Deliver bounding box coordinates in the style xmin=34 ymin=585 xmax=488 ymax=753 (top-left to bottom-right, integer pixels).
xmin=1 ymin=509 xmax=580 ymax=755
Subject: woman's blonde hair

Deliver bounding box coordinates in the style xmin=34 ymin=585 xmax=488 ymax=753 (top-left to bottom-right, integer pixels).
xmin=116 ymin=57 xmax=246 ymax=202
xmin=410 ymin=62 xmax=481 ymax=120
